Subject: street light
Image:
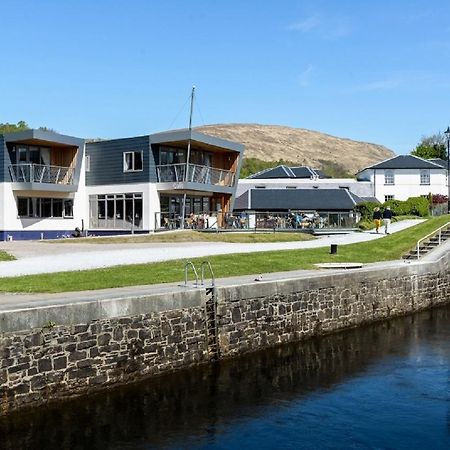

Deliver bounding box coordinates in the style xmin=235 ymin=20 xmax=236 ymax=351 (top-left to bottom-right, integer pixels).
xmin=445 ymin=126 xmax=450 ymax=214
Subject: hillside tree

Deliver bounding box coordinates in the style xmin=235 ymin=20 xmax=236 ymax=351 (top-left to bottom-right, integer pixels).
xmin=411 ymin=132 xmax=447 ymax=160
xmin=0 ymin=121 xmax=54 ymax=134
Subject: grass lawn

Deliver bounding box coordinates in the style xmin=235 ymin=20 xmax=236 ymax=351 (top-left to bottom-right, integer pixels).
xmin=2 ymin=215 xmax=449 ymax=294
xmin=0 ymin=250 xmax=15 ymax=262
xmin=51 ymin=230 xmax=315 ymax=244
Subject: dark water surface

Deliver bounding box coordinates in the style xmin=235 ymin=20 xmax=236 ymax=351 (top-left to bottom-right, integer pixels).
xmin=1 ymin=306 xmax=449 ymax=450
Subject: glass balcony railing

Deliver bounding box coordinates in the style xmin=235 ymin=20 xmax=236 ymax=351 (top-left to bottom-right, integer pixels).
xmin=9 ymin=164 xmax=74 ymax=185
xmin=156 ymin=163 xmax=235 ymax=187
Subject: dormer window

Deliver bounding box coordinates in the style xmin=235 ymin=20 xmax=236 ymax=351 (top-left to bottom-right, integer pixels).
xmin=384 ymin=170 xmax=394 ymax=185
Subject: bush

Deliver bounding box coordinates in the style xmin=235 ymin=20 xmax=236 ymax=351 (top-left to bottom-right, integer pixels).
xmin=356 ymin=197 xmax=430 ymax=230
xmin=383 ymin=197 xmax=429 ymax=217
xmin=355 ymin=201 xmax=380 ymax=220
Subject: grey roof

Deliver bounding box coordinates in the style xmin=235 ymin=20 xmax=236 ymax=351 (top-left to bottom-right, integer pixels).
xmin=233 ymin=190 xmax=249 ymax=210
xmin=428 ymin=158 xmax=448 ymax=168
xmin=149 ymin=129 xmax=243 ymax=153
xmin=2 ymin=129 xmax=84 ymax=147
xmin=359 ymin=196 xmax=380 ymax=203
xmin=248 ymin=165 xmax=324 ymax=179
xmin=235 ymin=188 xmax=363 ymax=211
xmin=361 ymin=155 xmax=443 ymax=171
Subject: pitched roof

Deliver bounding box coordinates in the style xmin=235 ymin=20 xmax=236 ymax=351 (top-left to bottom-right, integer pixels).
xmin=428 ymin=158 xmax=448 ymax=168
xmin=360 ymin=155 xmax=443 ymax=171
xmin=235 ymin=188 xmax=363 ymax=211
xmin=248 ymin=165 xmax=325 ymax=179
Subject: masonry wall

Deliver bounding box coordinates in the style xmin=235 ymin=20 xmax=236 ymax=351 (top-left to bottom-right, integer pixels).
xmin=1 ymin=256 xmax=450 ymax=415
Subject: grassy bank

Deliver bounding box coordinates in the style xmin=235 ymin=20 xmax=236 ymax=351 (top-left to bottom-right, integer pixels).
xmin=2 ymin=216 xmax=449 ymax=293
xmin=52 ymin=231 xmax=315 ymax=244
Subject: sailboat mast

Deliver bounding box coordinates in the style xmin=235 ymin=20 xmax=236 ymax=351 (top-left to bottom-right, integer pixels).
xmin=185 ymin=85 xmax=195 ymax=181
xmin=181 ymin=86 xmax=195 ymax=229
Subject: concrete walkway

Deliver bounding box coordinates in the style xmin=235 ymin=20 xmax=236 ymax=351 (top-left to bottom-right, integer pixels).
xmin=0 ymin=220 xmax=423 ymax=278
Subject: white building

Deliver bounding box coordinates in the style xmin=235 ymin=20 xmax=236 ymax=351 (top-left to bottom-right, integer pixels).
xmin=0 ymin=128 xmax=243 ymax=239
xmin=356 ymin=155 xmax=447 ymax=203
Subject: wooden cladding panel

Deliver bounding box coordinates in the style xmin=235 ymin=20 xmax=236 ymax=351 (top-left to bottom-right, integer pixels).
xmin=50 ymin=147 xmax=77 ymax=168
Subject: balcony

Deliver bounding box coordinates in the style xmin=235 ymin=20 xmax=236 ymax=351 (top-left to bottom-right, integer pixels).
xmin=9 ymin=164 xmax=74 ymax=185
xmin=156 ymin=163 xmax=235 ymax=188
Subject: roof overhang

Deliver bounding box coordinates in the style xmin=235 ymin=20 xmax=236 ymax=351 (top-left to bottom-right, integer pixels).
xmin=149 ymin=129 xmax=243 ymax=154
xmin=3 ymin=129 xmax=85 ymax=148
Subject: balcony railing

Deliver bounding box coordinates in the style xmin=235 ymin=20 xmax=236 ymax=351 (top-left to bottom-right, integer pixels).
xmin=156 ymin=163 xmax=235 ymax=187
xmin=9 ymin=164 xmax=74 ymax=185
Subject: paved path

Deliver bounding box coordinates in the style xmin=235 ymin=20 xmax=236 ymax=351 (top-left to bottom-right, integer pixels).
xmin=0 ymin=220 xmax=423 ymax=278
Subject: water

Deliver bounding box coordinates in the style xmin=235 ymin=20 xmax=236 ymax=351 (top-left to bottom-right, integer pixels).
xmin=1 ymin=306 xmax=449 ymax=449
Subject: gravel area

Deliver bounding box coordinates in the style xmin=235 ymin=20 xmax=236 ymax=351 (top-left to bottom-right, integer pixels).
xmin=0 ymin=220 xmax=423 ymax=278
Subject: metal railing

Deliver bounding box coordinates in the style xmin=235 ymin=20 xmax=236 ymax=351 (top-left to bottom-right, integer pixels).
xmin=184 ymin=261 xmax=199 ymax=287
xmin=156 ymin=163 xmax=235 ymax=187
xmin=155 ymin=210 xmax=358 ymax=231
xmin=223 ymin=211 xmax=358 ymax=230
xmin=156 ymin=211 xmax=219 ymax=230
xmin=9 ymin=164 xmax=74 ymax=185
xmin=416 ymin=220 xmax=450 ymax=259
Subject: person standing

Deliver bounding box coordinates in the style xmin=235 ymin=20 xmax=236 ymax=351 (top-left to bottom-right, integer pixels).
xmin=372 ymin=207 xmax=382 ymax=233
xmin=382 ymin=206 xmax=393 ymax=234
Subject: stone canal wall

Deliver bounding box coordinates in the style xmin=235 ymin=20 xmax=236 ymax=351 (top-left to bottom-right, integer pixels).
xmin=1 ymin=254 xmax=450 ymax=414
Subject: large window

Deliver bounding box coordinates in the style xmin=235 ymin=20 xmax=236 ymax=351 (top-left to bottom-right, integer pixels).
xmin=420 ymin=169 xmax=430 ymax=185
xmin=123 ymin=151 xmax=143 ymax=172
xmin=384 ymin=170 xmax=395 ymax=185
xmin=89 ymin=193 xmax=143 ymax=229
xmin=17 ymin=197 xmax=73 ymax=218
xmin=159 ymin=147 xmax=186 ymax=165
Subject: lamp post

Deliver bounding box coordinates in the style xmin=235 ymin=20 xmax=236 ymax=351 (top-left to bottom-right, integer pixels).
xmin=445 ymin=127 xmax=450 ymax=214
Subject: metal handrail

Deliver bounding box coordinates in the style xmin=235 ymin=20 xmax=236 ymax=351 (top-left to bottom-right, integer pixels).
xmin=416 ymin=220 xmax=450 ymax=259
xmin=156 ymin=163 xmax=235 ymax=187
xmin=9 ymin=163 xmax=74 ymax=185
xmin=184 ymin=261 xmax=199 ymax=287
xmin=200 ymin=261 xmax=215 ymax=287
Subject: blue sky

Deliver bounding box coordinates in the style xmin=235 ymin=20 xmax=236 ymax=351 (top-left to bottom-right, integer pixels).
xmin=1 ymin=0 xmax=450 ymax=154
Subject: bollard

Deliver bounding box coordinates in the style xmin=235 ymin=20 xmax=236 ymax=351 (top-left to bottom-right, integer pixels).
xmin=330 ymin=244 xmax=338 ymax=254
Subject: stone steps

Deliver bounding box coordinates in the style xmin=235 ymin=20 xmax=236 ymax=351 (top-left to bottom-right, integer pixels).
xmin=402 ymin=226 xmax=450 ymax=260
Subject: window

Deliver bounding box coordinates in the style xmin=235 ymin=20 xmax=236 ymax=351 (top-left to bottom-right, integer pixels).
xmin=85 ymin=155 xmax=91 ymax=172
xmin=89 ymin=193 xmax=143 ymax=229
xmin=420 ymin=169 xmax=430 ymax=185
xmin=385 ymin=195 xmax=394 ymax=201
xmin=123 ymin=151 xmax=143 ymax=172
xmin=384 ymin=170 xmax=395 ymax=185
xmin=17 ymin=197 xmax=74 ymax=218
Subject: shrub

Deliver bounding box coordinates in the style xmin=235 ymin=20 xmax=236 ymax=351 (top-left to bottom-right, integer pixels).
xmin=383 ymin=197 xmax=429 ymax=217
xmin=355 ymin=201 xmax=380 ymax=220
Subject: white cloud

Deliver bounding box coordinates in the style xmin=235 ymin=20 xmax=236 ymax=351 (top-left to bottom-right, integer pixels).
xmin=288 ymin=16 xmax=321 ymax=33
xmin=298 ymin=64 xmax=314 ymax=87
xmin=344 ymin=70 xmax=450 ymax=94
xmin=287 ymin=14 xmax=352 ymax=39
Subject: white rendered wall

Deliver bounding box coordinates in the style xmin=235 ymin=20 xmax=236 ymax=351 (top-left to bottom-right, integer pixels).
xmin=0 ymin=147 xmax=88 ymax=235
xmin=0 ymin=187 xmax=87 ymax=234
xmin=85 ymin=183 xmax=160 ymax=231
xmin=373 ymin=169 xmax=447 ymax=202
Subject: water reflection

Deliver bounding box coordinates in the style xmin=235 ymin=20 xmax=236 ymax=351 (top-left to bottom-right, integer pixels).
xmin=1 ymin=306 xmax=449 ymax=449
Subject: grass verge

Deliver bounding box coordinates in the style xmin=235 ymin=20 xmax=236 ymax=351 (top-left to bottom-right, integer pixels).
xmin=0 ymin=250 xmax=15 ymax=262
xmin=50 ymin=231 xmax=315 ymax=244
xmin=2 ymin=215 xmax=449 ymax=294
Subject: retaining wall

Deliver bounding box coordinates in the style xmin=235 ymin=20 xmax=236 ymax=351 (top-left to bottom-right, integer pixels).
xmin=1 ymin=255 xmax=450 ymax=415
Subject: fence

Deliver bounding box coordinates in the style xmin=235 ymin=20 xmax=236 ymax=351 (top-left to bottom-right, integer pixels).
xmin=155 ymin=211 xmax=358 ymax=231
